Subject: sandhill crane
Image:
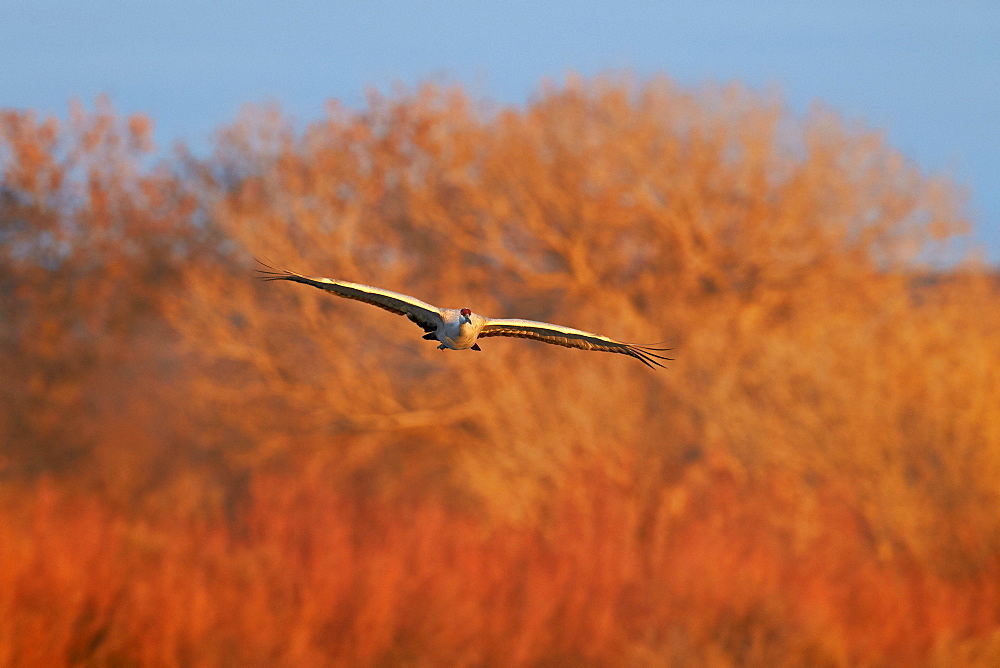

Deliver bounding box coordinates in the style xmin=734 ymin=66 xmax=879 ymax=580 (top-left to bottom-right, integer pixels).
xmin=256 ymin=260 xmax=671 ymax=368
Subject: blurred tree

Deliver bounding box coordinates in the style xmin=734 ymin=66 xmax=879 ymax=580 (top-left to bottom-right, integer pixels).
xmin=0 ymin=99 xmax=202 ymax=491
xmin=1 ymin=79 xmax=994 ymax=540
xmin=163 ymin=77 xmax=985 ymax=526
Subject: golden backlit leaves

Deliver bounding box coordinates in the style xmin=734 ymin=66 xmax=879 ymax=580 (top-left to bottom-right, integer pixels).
xmin=1 ymin=78 xmax=999 ymax=665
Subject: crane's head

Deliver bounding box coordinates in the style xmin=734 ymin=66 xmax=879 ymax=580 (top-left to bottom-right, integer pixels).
xmin=460 ymin=307 xmax=472 ymax=324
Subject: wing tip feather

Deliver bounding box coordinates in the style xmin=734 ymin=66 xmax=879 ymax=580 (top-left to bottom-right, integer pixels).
xmin=253 ymin=256 xmax=296 ymax=281
xmin=628 ymin=343 xmax=675 ymax=369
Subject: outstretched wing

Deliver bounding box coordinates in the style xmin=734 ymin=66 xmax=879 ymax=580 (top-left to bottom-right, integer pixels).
xmin=255 ymin=259 xmax=443 ymax=333
xmin=479 ymin=318 xmax=672 ymax=369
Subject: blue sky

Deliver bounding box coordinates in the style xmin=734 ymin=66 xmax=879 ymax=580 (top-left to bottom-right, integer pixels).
xmin=3 ymin=1 xmax=998 ymax=262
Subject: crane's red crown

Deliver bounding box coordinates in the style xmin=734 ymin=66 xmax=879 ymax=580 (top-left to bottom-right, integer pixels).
xmin=460 ymin=308 xmax=472 ymax=317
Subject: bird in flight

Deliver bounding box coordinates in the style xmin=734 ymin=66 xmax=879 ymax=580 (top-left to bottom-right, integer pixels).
xmin=256 ymin=260 xmax=671 ymax=368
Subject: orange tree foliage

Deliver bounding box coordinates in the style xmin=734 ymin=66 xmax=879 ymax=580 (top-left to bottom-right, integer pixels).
xmin=0 ymin=99 xmax=205 ymax=489
xmin=2 ymin=78 xmax=1000 ymax=665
